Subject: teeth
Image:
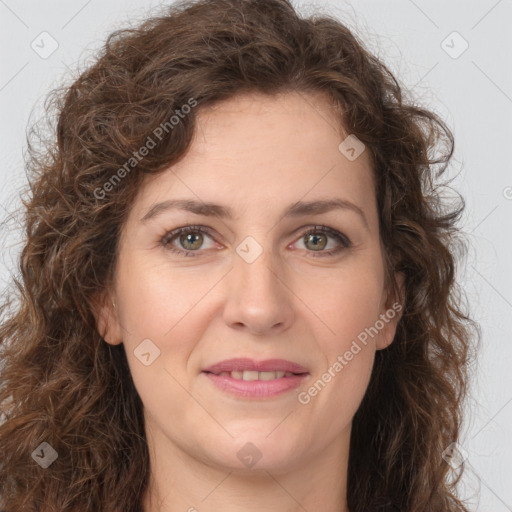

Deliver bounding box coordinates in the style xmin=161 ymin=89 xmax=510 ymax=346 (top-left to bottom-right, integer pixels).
xmin=218 ymin=370 xmax=294 ymax=380
xmin=259 ymin=371 xmax=280 ymax=380
xmin=242 ymin=370 xmax=259 ymax=381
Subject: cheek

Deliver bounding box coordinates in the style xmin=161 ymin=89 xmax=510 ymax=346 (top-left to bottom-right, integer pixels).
xmin=113 ymin=256 xmax=210 ymax=404
xmin=297 ymin=262 xmax=383 ymax=408
xmin=119 ymin=313 xmax=202 ymax=430
xmin=306 ymin=263 xmax=385 ymax=350
xmin=115 ymin=251 xmax=217 ymax=340
xmin=298 ymin=274 xmax=380 ymax=438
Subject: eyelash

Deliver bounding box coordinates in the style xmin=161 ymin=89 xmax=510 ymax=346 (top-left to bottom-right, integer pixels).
xmin=160 ymin=224 xmax=352 ymax=258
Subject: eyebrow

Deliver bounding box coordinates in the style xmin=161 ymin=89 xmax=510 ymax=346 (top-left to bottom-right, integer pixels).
xmin=140 ymin=198 xmax=369 ymax=228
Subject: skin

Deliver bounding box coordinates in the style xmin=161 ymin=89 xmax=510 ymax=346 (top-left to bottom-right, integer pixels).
xmin=95 ymin=91 xmax=404 ymax=512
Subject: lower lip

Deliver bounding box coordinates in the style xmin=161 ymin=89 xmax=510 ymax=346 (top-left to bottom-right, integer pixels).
xmin=203 ymin=372 xmax=308 ymax=398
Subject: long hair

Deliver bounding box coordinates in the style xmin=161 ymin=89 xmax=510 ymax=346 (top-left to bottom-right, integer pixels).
xmin=0 ymin=0 xmax=478 ymax=510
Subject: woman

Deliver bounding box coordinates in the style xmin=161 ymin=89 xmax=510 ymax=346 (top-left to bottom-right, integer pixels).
xmin=0 ymin=0 xmax=478 ymax=510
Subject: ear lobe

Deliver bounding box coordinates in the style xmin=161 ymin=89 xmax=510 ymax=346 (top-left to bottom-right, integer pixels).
xmin=376 ymin=271 xmax=405 ymax=351
xmin=91 ymin=290 xmax=123 ymax=346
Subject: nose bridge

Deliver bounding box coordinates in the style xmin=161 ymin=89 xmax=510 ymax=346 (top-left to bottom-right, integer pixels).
xmin=237 ymin=242 xmax=280 ymax=294
xmin=223 ymin=237 xmax=294 ymax=335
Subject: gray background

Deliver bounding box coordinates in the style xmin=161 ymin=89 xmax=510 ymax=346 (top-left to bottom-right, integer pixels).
xmin=1 ymin=0 xmax=511 ymax=510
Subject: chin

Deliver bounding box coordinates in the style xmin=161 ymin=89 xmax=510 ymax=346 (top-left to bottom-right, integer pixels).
xmin=205 ymin=434 xmax=303 ymax=474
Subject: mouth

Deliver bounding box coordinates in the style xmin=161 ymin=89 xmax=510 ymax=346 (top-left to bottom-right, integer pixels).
xmin=201 ymin=358 xmax=310 ymax=398
xmin=205 ymin=369 xmax=304 ymax=381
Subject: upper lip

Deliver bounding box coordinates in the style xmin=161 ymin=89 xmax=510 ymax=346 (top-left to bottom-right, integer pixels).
xmin=203 ymin=358 xmax=309 ymax=375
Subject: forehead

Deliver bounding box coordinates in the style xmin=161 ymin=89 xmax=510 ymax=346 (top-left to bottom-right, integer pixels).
xmin=129 ymin=91 xmax=376 ymax=225
xmin=194 ymin=90 xmax=352 ymax=159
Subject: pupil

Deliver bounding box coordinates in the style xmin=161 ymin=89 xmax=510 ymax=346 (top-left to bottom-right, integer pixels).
xmin=307 ymin=233 xmax=326 ymax=251
xmin=181 ymin=233 xmax=202 ymax=250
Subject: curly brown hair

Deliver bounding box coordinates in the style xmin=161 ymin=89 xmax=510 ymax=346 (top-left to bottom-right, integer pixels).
xmin=0 ymin=0 xmax=478 ymax=510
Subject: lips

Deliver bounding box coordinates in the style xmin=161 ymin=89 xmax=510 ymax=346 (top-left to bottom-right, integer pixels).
xmin=215 ymin=370 xmax=296 ymax=381
xmin=202 ymin=358 xmax=310 ymax=398
xmin=202 ymin=358 xmax=309 ymax=377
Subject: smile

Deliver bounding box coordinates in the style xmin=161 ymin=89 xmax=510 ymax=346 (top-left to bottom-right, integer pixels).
xmin=214 ymin=370 xmax=297 ymax=380
xmin=201 ymin=357 xmax=310 ymax=398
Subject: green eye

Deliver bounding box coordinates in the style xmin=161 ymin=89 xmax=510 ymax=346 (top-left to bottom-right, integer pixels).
xmin=161 ymin=224 xmax=351 ymax=258
xmin=296 ymin=226 xmax=351 ymax=257
xmin=178 ymin=232 xmax=204 ymax=251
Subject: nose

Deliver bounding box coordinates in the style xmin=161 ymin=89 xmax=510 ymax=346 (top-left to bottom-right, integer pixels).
xmin=222 ymin=245 xmax=295 ymax=336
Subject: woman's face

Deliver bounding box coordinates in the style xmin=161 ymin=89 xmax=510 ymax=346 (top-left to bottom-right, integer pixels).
xmin=98 ymin=91 xmax=402 ymax=474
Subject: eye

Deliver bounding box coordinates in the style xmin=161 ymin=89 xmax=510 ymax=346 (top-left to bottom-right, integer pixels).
xmin=293 ymin=225 xmax=352 ymax=257
xmin=160 ymin=224 xmax=352 ymax=258
xmin=160 ymin=225 xmax=217 ymax=257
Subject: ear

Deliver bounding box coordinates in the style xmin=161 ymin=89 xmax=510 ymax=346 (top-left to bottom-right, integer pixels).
xmin=375 ymin=271 xmax=405 ymax=351
xmin=90 ymin=289 xmax=124 ymax=346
